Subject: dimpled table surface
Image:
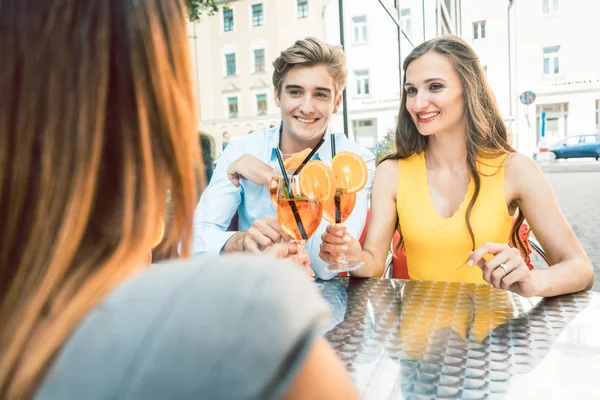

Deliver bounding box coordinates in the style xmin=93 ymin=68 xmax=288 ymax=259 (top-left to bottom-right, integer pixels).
xmin=318 ymin=278 xmax=600 ymax=399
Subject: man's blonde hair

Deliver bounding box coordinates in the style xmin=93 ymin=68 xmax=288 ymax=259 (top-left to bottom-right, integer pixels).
xmin=272 ymin=37 xmax=347 ymax=96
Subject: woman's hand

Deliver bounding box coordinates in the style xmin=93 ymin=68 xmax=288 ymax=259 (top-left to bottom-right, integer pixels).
xmin=319 ymin=225 xmax=362 ymax=264
xmin=227 ymin=154 xmax=273 ymax=187
xmin=469 ymin=242 xmax=539 ymax=298
xmin=264 ymin=242 xmax=315 ymax=281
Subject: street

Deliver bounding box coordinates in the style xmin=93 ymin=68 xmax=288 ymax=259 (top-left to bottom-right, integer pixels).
xmin=538 ymin=159 xmax=600 ymax=291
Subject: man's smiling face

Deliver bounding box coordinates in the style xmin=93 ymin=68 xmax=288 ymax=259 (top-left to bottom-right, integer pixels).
xmin=274 ymin=64 xmax=342 ymax=144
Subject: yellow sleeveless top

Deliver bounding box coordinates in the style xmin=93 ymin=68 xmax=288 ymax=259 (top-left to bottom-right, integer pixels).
xmin=396 ymin=152 xmax=513 ymax=284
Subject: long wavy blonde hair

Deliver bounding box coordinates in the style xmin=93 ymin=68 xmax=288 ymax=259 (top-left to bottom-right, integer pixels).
xmin=0 ymin=1 xmax=201 ymax=398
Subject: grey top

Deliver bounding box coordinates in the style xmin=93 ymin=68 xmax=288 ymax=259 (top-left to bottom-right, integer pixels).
xmin=35 ymin=255 xmax=330 ymax=400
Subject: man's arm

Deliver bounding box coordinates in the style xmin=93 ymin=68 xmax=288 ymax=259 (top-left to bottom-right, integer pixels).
xmin=192 ymin=147 xmax=243 ymax=255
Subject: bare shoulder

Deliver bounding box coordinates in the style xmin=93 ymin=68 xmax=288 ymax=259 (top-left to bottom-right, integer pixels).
xmin=505 ymin=152 xmax=549 ymax=199
xmin=505 ymin=152 xmax=544 ymax=182
xmin=373 ymin=159 xmax=399 ymax=196
xmin=376 ymin=158 xmax=399 ymax=176
xmin=375 ymin=159 xmax=399 ymax=183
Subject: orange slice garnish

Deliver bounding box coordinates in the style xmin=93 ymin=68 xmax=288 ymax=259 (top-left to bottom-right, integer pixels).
xmin=331 ymin=151 xmax=368 ymax=194
xmin=299 ymin=160 xmax=335 ymax=202
xmin=284 ymin=148 xmax=312 ymax=171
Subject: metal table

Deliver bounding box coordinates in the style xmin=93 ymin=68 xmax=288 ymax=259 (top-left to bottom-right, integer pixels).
xmin=318 ymin=278 xmax=600 ymax=399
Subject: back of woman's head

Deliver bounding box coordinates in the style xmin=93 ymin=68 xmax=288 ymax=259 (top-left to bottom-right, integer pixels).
xmin=389 ymin=34 xmax=512 ymax=160
xmin=0 ymin=1 xmax=200 ymax=397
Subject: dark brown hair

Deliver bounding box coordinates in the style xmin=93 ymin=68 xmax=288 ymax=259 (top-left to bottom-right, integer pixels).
xmin=0 ymin=1 xmax=201 ymax=397
xmin=382 ymin=35 xmax=526 ymax=257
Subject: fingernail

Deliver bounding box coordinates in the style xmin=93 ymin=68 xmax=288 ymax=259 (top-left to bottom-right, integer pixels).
xmin=468 ymin=259 xmax=474 ymax=266
xmin=341 ymin=245 xmax=348 ymax=251
xmin=343 ymin=236 xmax=350 ymax=242
xmin=336 ymin=231 xmax=343 ymax=237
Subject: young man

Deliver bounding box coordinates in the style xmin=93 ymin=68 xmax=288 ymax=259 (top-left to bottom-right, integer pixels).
xmin=192 ymin=37 xmax=375 ymax=279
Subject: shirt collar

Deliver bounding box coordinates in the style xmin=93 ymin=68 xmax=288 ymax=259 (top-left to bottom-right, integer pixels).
xmin=268 ymin=123 xmax=337 ymax=163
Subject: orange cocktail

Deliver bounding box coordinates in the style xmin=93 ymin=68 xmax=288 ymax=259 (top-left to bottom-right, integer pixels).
xmin=324 ymin=151 xmax=369 ymax=272
xmin=277 ymin=197 xmax=323 ymax=242
xmin=323 ymin=189 xmax=356 ymax=225
xmin=275 ymin=160 xmax=334 ymax=247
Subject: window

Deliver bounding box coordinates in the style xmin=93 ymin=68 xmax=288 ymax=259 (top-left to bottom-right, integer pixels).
xmin=444 ymin=0 xmax=453 ymax=17
xmin=252 ymin=3 xmax=264 ymax=27
xmin=225 ymin=53 xmax=236 ymax=76
xmin=352 ymin=118 xmax=378 ymax=148
xmin=352 ymin=16 xmax=367 ymax=44
xmin=543 ymin=46 xmax=560 ymax=76
xmin=228 ymin=97 xmax=238 ymax=118
xmin=355 ymin=70 xmax=370 ymax=96
xmin=582 ymin=135 xmax=598 ymax=144
xmin=400 ymin=9 xmax=411 ymax=37
xmin=256 ymin=94 xmax=268 ymax=115
xmin=565 ymin=136 xmax=579 ymax=146
xmin=223 ymin=9 xmax=234 ymax=32
xmin=254 ymin=49 xmax=265 ymax=72
xmin=297 ymin=0 xmax=308 ymax=19
xmin=537 ymin=103 xmax=568 ymax=141
xmin=543 ymin=0 xmax=558 ymax=14
xmin=473 ymin=21 xmax=486 ymax=40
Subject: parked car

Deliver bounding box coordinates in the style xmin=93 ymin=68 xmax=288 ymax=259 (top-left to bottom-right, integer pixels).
xmin=548 ymin=134 xmax=600 ymax=160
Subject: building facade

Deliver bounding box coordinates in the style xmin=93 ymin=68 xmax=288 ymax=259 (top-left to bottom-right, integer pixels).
xmin=190 ymin=0 xmax=328 ymax=153
xmin=323 ymin=0 xmax=463 ymax=152
xmin=463 ymin=0 xmax=600 ymax=155
xmin=191 ymin=0 xmax=466 ymax=154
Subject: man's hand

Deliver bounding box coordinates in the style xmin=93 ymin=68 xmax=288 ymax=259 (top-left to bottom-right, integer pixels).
xmin=227 ymin=154 xmax=273 ymax=187
xmin=242 ymin=215 xmax=287 ymax=253
xmin=221 ymin=216 xmax=287 ymax=254
xmin=264 ymin=242 xmax=315 ymax=280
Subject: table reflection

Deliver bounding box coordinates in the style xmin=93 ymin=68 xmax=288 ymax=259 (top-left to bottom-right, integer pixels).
xmin=318 ymin=278 xmax=596 ymax=399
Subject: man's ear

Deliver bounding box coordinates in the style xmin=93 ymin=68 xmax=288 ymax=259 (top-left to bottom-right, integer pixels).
xmin=274 ymin=87 xmax=281 ymax=107
xmin=333 ymin=92 xmax=343 ymax=114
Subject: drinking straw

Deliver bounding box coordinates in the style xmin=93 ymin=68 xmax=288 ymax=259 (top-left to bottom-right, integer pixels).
xmin=330 ymin=133 xmax=341 ymax=223
xmin=335 ymin=194 xmax=342 ymax=224
xmin=292 ymin=137 xmax=325 ymax=176
xmin=330 ymin=132 xmax=336 ymax=157
xmin=275 ymin=148 xmax=308 ymax=240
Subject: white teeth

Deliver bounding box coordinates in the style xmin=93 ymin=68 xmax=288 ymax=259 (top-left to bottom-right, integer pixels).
xmin=297 ymin=117 xmax=316 ymax=123
xmin=418 ymin=112 xmax=439 ymax=119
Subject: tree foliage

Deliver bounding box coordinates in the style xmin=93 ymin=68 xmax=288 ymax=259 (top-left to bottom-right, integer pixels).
xmin=184 ymin=0 xmax=220 ymax=22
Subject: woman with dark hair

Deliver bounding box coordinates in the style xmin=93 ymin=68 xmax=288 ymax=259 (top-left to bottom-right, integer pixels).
xmin=0 ymin=1 xmax=358 ymax=399
xmin=320 ymin=35 xmax=593 ymax=298
xmin=199 ymin=132 xmax=214 ymax=183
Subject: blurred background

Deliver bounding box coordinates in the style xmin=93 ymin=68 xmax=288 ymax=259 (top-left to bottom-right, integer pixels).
xmin=187 ymin=0 xmax=600 ymax=290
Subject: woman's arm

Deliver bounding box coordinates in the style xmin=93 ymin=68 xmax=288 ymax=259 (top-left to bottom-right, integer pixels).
xmin=478 ymin=153 xmax=594 ymax=297
xmin=320 ymin=159 xmax=399 ymax=278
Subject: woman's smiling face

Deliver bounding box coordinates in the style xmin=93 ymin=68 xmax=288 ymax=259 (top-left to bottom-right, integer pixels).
xmin=404 ymin=52 xmax=466 ymax=138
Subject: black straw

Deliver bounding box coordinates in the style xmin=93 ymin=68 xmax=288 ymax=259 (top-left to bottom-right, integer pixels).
xmin=330 ymin=133 xmax=341 ymax=223
xmin=330 ymin=133 xmax=336 ymax=157
xmin=292 ymin=137 xmax=325 ymax=176
xmin=274 ymin=149 xmax=308 ymax=240
xmin=334 ymin=192 xmax=342 ymax=224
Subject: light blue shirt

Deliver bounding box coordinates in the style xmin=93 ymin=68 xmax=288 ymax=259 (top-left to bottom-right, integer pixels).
xmin=192 ymin=124 xmax=375 ymax=280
